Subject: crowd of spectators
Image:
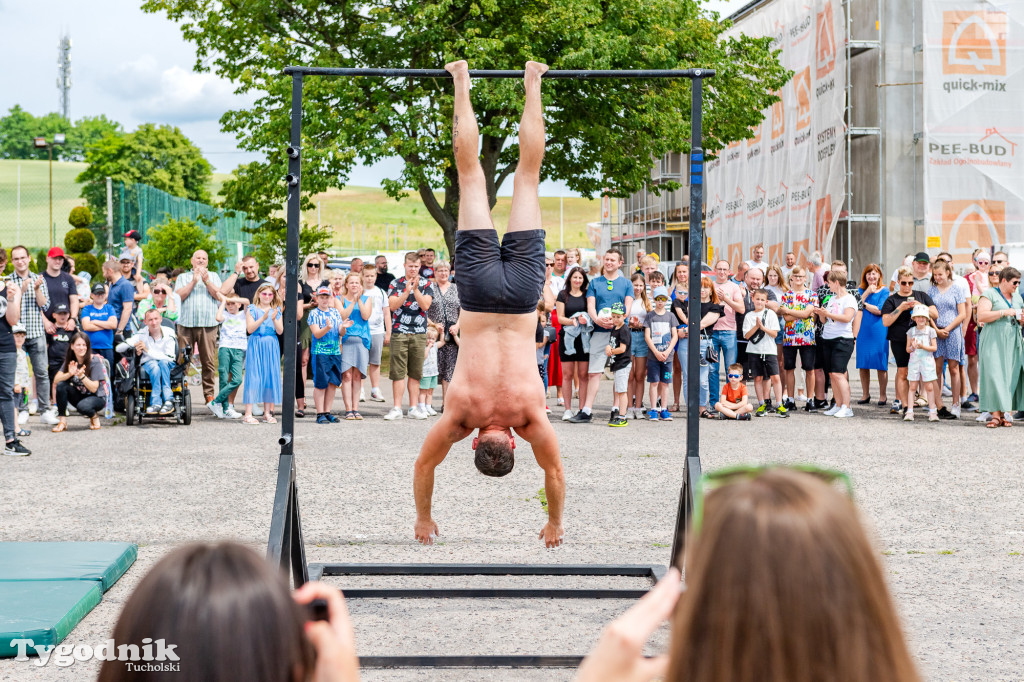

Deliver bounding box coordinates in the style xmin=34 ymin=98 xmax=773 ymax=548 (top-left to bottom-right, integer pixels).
xmin=3 ymin=236 xmax=1022 ymax=457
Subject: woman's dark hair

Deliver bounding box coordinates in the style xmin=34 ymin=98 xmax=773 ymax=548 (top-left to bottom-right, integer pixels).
xmin=562 ymin=266 xmax=589 ymax=295
xmin=999 ymin=266 xmax=1021 ymax=283
xmin=62 ymin=332 xmax=93 ymax=373
xmin=98 ymin=542 xmax=313 ymax=682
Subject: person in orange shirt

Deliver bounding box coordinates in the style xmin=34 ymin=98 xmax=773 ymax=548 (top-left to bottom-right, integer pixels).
xmin=714 ymin=363 xmax=753 ymax=420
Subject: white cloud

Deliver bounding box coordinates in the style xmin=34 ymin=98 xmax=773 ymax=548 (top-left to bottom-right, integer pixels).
xmin=100 ymin=58 xmax=254 ymax=125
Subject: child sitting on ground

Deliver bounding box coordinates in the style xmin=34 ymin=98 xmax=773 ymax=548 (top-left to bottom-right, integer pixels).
xmin=715 ymin=362 xmax=754 ymax=420
xmin=742 ymin=288 xmax=787 ymax=417
xmin=209 ymin=295 xmax=248 ymax=419
xmin=419 ymin=324 xmax=445 ymax=416
xmin=606 ymin=302 xmax=632 ymax=427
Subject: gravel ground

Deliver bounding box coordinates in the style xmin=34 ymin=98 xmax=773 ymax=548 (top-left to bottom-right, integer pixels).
xmin=1 ymin=375 xmax=1022 ymax=682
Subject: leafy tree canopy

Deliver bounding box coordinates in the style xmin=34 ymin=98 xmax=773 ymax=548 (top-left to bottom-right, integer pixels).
xmin=144 ymin=0 xmax=789 ymax=252
xmin=76 ymin=123 xmax=212 ymax=226
xmin=0 ymin=106 xmax=122 ymax=161
xmin=143 ymin=217 xmax=228 ymax=272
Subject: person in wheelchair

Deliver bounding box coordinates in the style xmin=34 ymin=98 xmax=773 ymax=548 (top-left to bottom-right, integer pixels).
xmin=116 ymin=309 xmax=178 ymax=415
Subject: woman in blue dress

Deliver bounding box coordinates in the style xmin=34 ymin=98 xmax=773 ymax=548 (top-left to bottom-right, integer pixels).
xmin=855 ymin=264 xmax=890 ymax=405
xmin=243 ymin=283 xmax=284 ymax=424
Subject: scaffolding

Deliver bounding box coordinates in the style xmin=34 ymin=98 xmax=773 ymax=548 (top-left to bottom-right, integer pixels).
xmin=612 ymin=152 xmax=689 ymax=265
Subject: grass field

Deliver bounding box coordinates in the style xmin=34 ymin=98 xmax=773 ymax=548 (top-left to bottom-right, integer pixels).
xmin=0 ymin=160 xmax=599 ymax=256
xmin=305 ymin=186 xmax=599 ymax=257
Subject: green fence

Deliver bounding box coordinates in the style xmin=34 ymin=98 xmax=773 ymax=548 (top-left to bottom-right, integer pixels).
xmin=0 ymin=159 xmax=86 ymax=249
xmin=110 ymin=182 xmax=254 ymax=266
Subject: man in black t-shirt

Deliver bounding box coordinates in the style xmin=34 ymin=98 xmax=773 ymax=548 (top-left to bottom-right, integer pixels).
xmin=220 ymin=255 xmax=266 ymax=303
xmin=374 ymin=255 xmax=395 ymax=291
xmin=419 ymin=248 xmax=436 ymax=281
xmin=41 ymin=247 xmax=79 ymax=323
xmin=881 ymin=268 xmax=938 ymax=415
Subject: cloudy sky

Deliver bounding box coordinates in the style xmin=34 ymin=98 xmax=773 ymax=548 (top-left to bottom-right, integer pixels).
xmin=0 ymin=0 xmax=737 ymax=194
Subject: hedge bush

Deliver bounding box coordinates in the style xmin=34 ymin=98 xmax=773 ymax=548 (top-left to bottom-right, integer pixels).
xmin=68 ymin=206 xmax=93 ymax=230
xmin=64 ymin=228 xmax=96 ymax=254
xmin=69 ymin=252 xmax=100 ymax=280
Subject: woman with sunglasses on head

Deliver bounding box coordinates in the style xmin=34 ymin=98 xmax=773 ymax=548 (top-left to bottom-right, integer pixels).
xmin=578 ymin=466 xmax=920 ymax=682
xmin=975 ymin=267 xmax=1024 ymax=427
xmin=242 ymin=284 xmax=284 ymax=425
xmin=296 ymin=255 xmax=323 ymax=417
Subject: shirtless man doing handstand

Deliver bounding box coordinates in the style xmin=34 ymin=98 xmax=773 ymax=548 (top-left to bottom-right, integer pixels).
xmin=414 ymin=60 xmax=565 ymax=548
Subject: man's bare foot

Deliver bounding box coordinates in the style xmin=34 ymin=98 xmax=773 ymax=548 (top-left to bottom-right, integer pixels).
xmin=524 ymin=60 xmax=549 ymax=86
xmin=445 ymin=60 xmax=469 ymax=81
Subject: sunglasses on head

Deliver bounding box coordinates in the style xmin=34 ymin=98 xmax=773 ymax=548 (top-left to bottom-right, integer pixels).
xmin=692 ymin=464 xmax=854 ymax=534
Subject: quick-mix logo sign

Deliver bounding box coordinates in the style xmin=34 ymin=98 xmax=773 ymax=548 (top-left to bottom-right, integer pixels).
xmin=928 ymin=128 xmax=1018 ymax=169
xmin=942 ymin=11 xmax=1007 ymax=92
xmin=746 ymin=123 xmax=762 ymax=159
xmin=816 ymin=3 xmax=837 ymax=78
xmin=941 ymin=199 xmax=1006 ymax=264
xmin=770 ymin=91 xmax=785 ymax=154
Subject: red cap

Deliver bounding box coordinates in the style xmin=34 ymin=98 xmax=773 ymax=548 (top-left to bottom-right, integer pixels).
xmin=47 ymin=247 xmax=65 ymax=259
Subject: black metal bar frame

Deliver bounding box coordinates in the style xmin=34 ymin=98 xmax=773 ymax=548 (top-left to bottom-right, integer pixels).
xmin=267 ymin=65 xmax=713 ymax=669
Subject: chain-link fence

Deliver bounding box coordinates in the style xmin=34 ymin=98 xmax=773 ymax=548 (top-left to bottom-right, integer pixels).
xmin=108 ymin=181 xmax=254 ymax=264
xmin=0 ymin=159 xmax=86 ymax=249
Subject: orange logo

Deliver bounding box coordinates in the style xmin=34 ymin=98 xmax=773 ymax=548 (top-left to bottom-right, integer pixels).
xmin=768 ymin=243 xmax=783 ymax=268
xmin=942 ymin=11 xmax=1007 ymax=76
xmin=770 ymin=93 xmax=785 ymax=140
xmin=815 ymin=197 xmax=833 ymax=252
xmin=747 ymin=122 xmax=762 ymax=146
xmin=794 ymin=67 xmax=812 ymax=130
xmin=816 ymin=2 xmax=837 ymax=78
xmin=793 ymin=239 xmax=811 ymax=267
xmin=941 ymin=199 xmax=1006 ymax=265
xmin=727 ymin=243 xmax=743 ymax=271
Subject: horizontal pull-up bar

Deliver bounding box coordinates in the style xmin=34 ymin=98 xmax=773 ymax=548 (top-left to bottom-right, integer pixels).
xmin=281 ymin=66 xmax=714 ymax=79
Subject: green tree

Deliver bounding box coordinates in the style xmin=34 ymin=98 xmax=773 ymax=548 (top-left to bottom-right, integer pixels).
xmin=144 ymin=218 xmax=228 ymax=272
xmin=0 ymin=106 xmax=72 ymax=160
xmin=65 ymin=115 xmax=123 ymax=162
xmin=76 ymin=123 xmax=212 ymax=226
xmin=144 ymin=0 xmax=788 ymax=253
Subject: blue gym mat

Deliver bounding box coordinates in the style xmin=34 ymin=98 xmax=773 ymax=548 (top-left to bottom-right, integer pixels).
xmin=0 ymin=542 xmax=137 ymax=658
xmin=0 ymin=542 xmax=136 ymax=592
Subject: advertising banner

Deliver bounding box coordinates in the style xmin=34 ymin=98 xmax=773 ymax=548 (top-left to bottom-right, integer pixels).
xmin=706 ymin=0 xmax=847 ymax=270
xmin=923 ymin=1 xmax=1024 ymax=265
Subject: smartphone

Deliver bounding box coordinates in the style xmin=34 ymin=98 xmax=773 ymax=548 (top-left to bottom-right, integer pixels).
xmin=306 ymin=598 xmax=329 ymax=622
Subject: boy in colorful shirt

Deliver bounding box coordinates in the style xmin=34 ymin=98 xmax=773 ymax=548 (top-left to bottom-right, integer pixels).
xmin=777 ymin=266 xmax=818 ymax=411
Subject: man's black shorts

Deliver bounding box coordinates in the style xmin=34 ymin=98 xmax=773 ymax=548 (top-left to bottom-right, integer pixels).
xmin=455 ymin=229 xmax=545 ymax=315
xmin=782 ymin=345 xmax=815 ymax=371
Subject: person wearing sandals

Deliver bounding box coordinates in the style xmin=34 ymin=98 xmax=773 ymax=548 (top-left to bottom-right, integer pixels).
xmin=976 ymin=267 xmax=1024 ymax=428
xmin=337 ymin=273 xmax=372 ymax=421
xmin=51 ymin=332 xmax=107 ymax=432
xmin=242 ymin=284 xmax=283 ymax=425
xmin=308 ymin=286 xmax=347 ymax=424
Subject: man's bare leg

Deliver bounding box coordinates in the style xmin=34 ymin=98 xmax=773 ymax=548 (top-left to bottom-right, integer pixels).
xmin=507 ymin=61 xmax=548 ymax=232
xmin=445 ymin=60 xmax=494 ymax=233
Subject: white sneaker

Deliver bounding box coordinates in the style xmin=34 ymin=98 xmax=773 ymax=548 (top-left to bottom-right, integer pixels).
xmin=28 ymin=399 xmax=38 ymax=416
xmin=941 ymin=385 xmax=952 ymax=397
xmin=561 ymin=409 xmax=575 ymax=421
xmin=425 ymin=405 xmax=437 ymax=416
xmin=409 ymin=406 xmax=429 ymax=420
xmin=224 ymin=406 xmax=243 ymax=419
xmin=976 ymin=411 xmax=991 ymax=423
xmin=928 ymin=410 xmax=939 ymax=422
xmin=823 ymin=403 xmax=841 ymax=417
xmin=253 ymin=404 xmax=264 ymax=416
xmin=795 ymin=393 xmax=807 ymax=403
xmin=208 ymin=402 xmax=225 ymax=419
xmin=359 ymin=388 xmax=366 ymax=402
xmin=384 ymin=407 xmax=404 ymax=420
xmin=951 ymin=405 xmax=961 ymax=419
xmin=40 ymin=408 xmax=59 ymax=426
xmin=904 ymin=409 xmax=915 ymax=422
xmin=18 ymin=410 xmax=29 ymax=425
xmin=834 ymin=406 xmax=855 ymax=418
xmin=369 ymin=388 xmax=386 ymax=402
xmin=146 ymin=405 xmax=159 ymax=415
